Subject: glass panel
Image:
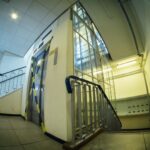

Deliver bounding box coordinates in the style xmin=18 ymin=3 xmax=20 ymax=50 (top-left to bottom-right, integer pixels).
xmin=72 ymin=3 xmax=115 ymax=101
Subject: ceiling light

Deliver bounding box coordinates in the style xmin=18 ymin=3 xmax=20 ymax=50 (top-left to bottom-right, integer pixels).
xmin=117 ymin=60 xmax=137 ymax=69
xmin=11 ymin=12 xmax=18 ymax=20
xmin=94 ymin=68 xmax=112 ymax=75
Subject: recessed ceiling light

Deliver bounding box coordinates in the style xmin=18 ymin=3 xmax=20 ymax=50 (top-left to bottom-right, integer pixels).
xmin=11 ymin=12 xmax=18 ymax=20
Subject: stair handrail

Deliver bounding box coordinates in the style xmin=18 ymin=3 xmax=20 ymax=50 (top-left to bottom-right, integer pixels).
xmin=0 ymin=66 xmax=26 ymax=76
xmin=0 ymin=73 xmax=25 ymax=84
xmin=65 ymin=75 xmax=122 ymax=126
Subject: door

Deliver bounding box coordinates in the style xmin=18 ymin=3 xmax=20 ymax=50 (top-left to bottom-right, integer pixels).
xmin=28 ymin=44 xmax=50 ymax=126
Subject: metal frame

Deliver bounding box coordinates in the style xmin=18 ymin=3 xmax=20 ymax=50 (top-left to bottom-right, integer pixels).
xmin=72 ymin=2 xmax=115 ymax=104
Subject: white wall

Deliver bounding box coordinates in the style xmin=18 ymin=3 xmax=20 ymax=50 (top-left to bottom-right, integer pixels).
xmin=0 ymin=52 xmax=3 ymax=63
xmin=144 ymin=50 xmax=150 ymax=94
xmin=114 ymin=72 xmax=147 ymax=99
xmin=22 ymin=11 xmax=73 ymax=142
xmin=120 ymin=114 xmax=150 ymax=129
xmin=0 ymin=52 xmax=25 ymax=115
xmin=0 ymin=89 xmax=22 ymax=114
xmin=44 ymin=12 xmax=73 ymax=141
xmin=113 ymin=70 xmax=150 ymax=129
xmin=131 ymin=0 xmax=150 ymax=93
xmin=21 ymin=45 xmax=34 ymax=116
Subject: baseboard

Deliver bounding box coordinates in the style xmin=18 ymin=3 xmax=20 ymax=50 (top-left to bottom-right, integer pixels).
xmin=45 ymin=132 xmax=65 ymax=144
xmin=121 ymin=128 xmax=150 ymax=132
xmin=0 ymin=113 xmax=25 ymax=120
xmin=106 ymin=128 xmax=150 ymax=133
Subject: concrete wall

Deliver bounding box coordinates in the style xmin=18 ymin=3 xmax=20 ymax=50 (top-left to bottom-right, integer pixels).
xmin=22 ymin=10 xmax=73 ymax=141
xmin=0 ymin=89 xmax=22 ymax=114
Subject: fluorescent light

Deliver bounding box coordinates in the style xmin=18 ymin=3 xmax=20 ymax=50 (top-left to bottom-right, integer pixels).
xmin=117 ymin=60 xmax=137 ymax=69
xmin=11 ymin=12 xmax=18 ymax=20
xmin=94 ymin=68 xmax=112 ymax=75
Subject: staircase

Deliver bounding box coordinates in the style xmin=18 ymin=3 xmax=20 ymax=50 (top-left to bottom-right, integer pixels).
xmin=0 ymin=66 xmax=26 ymax=97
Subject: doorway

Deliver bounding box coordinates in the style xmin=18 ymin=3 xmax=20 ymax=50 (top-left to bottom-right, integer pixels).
xmin=27 ymin=42 xmax=50 ymax=126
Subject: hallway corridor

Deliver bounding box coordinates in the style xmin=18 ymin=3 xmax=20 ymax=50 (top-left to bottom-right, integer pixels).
xmin=0 ymin=115 xmax=149 ymax=150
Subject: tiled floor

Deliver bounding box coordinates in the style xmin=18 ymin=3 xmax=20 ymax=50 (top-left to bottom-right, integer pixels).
xmin=80 ymin=131 xmax=150 ymax=150
xmin=0 ymin=116 xmax=62 ymax=150
xmin=0 ymin=115 xmax=149 ymax=150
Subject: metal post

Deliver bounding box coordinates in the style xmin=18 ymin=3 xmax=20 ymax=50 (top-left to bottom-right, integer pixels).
xmin=77 ymin=83 xmax=82 ymax=139
xmin=93 ymin=86 xmax=97 ymax=129
xmin=71 ymin=82 xmax=75 ymax=143
xmin=96 ymin=87 xmax=101 ymax=127
xmin=83 ymin=84 xmax=88 ymax=134
xmin=88 ymin=85 xmax=93 ymax=131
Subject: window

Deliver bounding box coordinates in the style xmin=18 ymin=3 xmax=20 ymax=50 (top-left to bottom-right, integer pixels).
xmin=72 ymin=3 xmax=115 ymax=100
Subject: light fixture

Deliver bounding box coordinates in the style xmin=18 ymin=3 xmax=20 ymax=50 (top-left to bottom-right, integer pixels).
xmin=117 ymin=60 xmax=137 ymax=69
xmin=94 ymin=68 xmax=112 ymax=75
xmin=11 ymin=12 xmax=18 ymax=20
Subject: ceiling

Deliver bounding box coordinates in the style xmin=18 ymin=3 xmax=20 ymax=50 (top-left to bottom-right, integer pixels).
xmin=0 ymin=0 xmax=76 ymax=56
xmin=0 ymin=0 xmax=148 ymax=60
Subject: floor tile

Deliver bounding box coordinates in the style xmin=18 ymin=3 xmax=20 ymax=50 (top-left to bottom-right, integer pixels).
xmin=15 ymin=128 xmax=48 ymax=144
xmin=0 ymin=146 xmax=24 ymax=150
xmin=143 ymin=132 xmax=150 ymax=150
xmin=0 ymin=121 xmax=12 ymax=130
xmin=10 ymin=119 xmax=40 ymax=130
xmin=80 ymin=133 xmax=146 ymax=150
xmin=0 ymin=130 xmax=20 ymax=147
xmin=23 ymin=140 xmax=62 ymax=150
xmin=0 ymin=116 xmax=10 ymax=122
xmin=0 ymin=115 xmax=149 ymax=150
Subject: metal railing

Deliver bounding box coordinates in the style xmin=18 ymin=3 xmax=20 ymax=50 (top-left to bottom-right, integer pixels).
xmin=0 ymin=66 xmax=26 ymax=97
xmin=65 ymin=75 xmax=122 ymax=143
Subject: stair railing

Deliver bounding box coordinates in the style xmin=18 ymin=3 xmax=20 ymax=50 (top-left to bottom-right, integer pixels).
xmin=0 ymin=66 xmax=26 ymax=97
xmin=65 ymin=75 xmax=122 ymax=144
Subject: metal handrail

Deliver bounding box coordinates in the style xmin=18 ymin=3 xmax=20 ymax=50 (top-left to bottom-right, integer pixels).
xmin=0 ymin=67 xmax=26 ymax=97
xmin=65 ymin=75 xmax=122 ymax=126
xmin=0 ymin=73 xmax=25 ymax=84
xmin=0 ymin=66 xmax=26 ymax=76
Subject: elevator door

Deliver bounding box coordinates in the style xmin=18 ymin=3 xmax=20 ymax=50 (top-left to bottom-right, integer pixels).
xmin=29 ymin=49 xmax=47 ymax=126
